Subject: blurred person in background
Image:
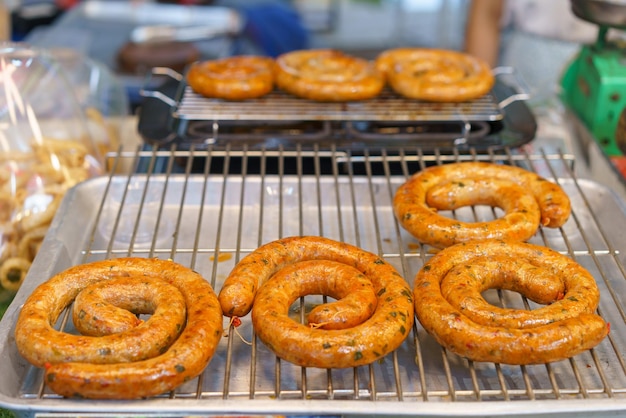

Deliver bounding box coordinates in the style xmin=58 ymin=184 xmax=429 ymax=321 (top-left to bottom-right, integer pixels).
xmin=1 ymin=4 xmax=9 ymax=41
xmin=211 ymin=0 xmax=310 ymax=58
xmin=132 ymin=0 xmax=311 ymax=57
xmin=464 ymin=0 xmax=600 ymax=107
xmin=9 ymin=0 xmax=309 ymax=57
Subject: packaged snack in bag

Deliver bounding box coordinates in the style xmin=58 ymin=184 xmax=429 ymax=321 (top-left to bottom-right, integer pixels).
xmin=0 ymin=43 xmax=104 ymax=301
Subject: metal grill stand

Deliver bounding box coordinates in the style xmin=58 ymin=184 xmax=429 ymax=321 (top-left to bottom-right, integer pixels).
xmin=1 ymin=145 xmax=625 ymax=418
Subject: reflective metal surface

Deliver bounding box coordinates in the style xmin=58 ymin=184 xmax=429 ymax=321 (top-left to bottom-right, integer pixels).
xmin=1 ymin=146 xmax=625 ymax=417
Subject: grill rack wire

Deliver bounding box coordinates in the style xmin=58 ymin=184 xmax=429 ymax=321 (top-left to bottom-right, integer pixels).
xmin=174 ymin=87 xmax=504 ymax=122
xmin=138 ymin=67 xmax=535 ymax=151
xmin=2 ymin=144 xmax=626 ymax=418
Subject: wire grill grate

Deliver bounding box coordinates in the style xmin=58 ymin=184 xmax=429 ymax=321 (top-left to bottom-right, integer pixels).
xmin=138 ymin=71 xmax=535 ymax=151
xmin=174 ymin=87 xmax=504 ymax=122
xmin=2 ymin=145 xmax=626 ymax=417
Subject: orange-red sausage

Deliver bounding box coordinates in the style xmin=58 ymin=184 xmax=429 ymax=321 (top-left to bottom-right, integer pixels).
xmin=219 ymin=236 xmax=414 ymax=368
xmin=393 ymin=161 xmax=571 ymax=248
xmin=72 ymin=276 xmax=186 ymax=338
xmin=14 ymin=257 xmax=223 ymax=399
xmin=375 ymin=48 xmax=494 ymax=102
xmin=413 ymin=239 xmax=609 ymax=364
xmin=275 ymin=49 xmax=385 ymax=102
xmin=187 ymin=55 xmax=275 ymax=100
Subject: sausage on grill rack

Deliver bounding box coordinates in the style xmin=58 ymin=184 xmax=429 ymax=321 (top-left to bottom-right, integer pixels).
xmin=275 ymin=49 xmax=385 ymax=102
xmin=14 ymin=257 xmax=223 ymax=399
xmin=219 ymin=235 xmax=414 ymax=368
xmin=413 ymin=239 xmax=609 ymax=364
xmin=187 ymin=55 xmax=276 ymax=100
xmin=375 ymin=47 xmax=495 ymax=102
xmin=393 ymin=161 xmax=571 ymax=248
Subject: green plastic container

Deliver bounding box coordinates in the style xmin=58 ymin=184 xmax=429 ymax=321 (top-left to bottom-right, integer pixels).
xmin=561 ymin=36 xmax=626 ymax=157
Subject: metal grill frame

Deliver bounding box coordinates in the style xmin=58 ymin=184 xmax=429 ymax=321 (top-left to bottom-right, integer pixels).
xmin=175 ymin=87 xmax=504 ymax=122
xmin=137 ymin=68 xmax=536 ymax=151
xmin=1 ymin=145 xmax=625 ymax=418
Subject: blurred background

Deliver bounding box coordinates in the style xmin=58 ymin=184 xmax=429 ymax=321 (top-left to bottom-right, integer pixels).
xmin=0 ymin=0 xmax=471 ymax=108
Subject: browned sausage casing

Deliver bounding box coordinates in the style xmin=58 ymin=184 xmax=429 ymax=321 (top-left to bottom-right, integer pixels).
xmin=187 ymin=55 xmax=276 ymax=100
xmin=218 ymin=236 xmax=414 ymax=368
xmin=14 ymin=257 xmax=223 ymax=399
xmin=413 ymin=239 xmax=609 ymax=364
xmin=275 ymin=49 xmax=385 ymax=102
xmin=393 ymin=161 xmax=571 ymax=248
xmin=375 ymin=48 xmax=495 ymax=102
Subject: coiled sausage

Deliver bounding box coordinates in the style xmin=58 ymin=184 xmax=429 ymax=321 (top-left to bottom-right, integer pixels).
xmin=413 ymin=239 xmax=609 ymax=364
xmin=375 ymin=48 xmax=494 ymax=102
xmin=14 ymin=257 xmax=223 ymax=399
xmin=393 ymin=161 xmax=571 ymax=248
xmin=218 ymin=236 xmax=414 ymax=368
xmin=187 ymin=55 xmax=276 ymax=100
xmin=275 ymin=49 xmax=385 ymax=102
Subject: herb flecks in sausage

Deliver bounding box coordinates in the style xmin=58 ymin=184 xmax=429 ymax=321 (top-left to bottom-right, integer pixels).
xmin=219 ymin=236 xmax=414 ymax=368
xmin=14 ymin=258 xmax=223 ymax=399
xmin=413 ymin=239 xmax=608 ymax=364
xmin=393 ymin=162 xmax=571 ymax=248
xmin=187 ymin=56 xmax=275 ymax=100
xmin=275 ymin=49 xmax=385 ymax=102
xmin=375 ymin=48 xmax=494 ymax=102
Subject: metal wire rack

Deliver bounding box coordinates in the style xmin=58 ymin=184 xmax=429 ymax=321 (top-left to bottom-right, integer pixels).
xmin=174 ymin=87 xmax=504 ymax=122
xmin=138 ymin=68 xmax=535 ymax=151
xmin=1 ymin=144 xmax=625 ymax=417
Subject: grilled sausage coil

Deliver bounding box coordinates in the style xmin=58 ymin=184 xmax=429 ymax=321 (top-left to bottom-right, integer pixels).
xmin=393 ymin=161 xmax=572 ymax=248
xmin=187 ymin=55 xmax=276 ymax=100
xmin=413 ymin=239 xmax=609 ymax=364
xmin=14 ymin=257 xmax=223 ymax=399
xmin=218 ymin=236 xmax=414 ymax=368
xmin=375 ymin=48 xmax=494 ymax=102
xmin=275 ymin=49 xmax=385 ymax=102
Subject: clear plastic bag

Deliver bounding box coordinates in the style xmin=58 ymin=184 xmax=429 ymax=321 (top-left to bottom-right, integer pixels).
xmin=50 ymin=47 xmax=130 ymax=158
xmin=0 ymin=43 xmax=105 ymax=300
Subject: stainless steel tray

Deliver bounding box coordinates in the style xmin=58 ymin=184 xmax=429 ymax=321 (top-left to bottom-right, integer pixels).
xmin=1 ymin=148 xmax=626 ymax=418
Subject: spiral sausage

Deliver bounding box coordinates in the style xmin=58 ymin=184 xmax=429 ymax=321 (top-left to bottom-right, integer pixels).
xmin=71 ymin=276 xmax=186 ymax=337
xmin=218 ymin=236 xmax=414 ymax=368
xmin=413 ymin=239 xmax=609 ymax=364
xmin=393 ymin=161 xmax=571 ymax=248
xmin=275 ymin=49 xmax=385 ymax=102
xmin=375 ymin=48 xmax=494 ymax=102
xmin=14 ymin=257 xmax=223 ymax=399
xmin=187 ymin=55 xmax=275 ymax=100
